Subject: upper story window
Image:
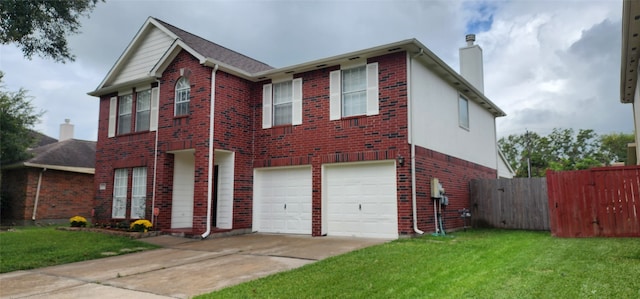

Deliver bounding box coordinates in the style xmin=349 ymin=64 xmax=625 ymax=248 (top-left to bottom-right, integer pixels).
xmin=459 ymin=96 xmax=469 ymax=130
xmin=117 ymin=94 xmax=132 ymax=135
xmin=262 ymin=78 xmax=303 ymax=129
xmin=329 ymin=62 xmax=378 ymax=120
xmin=273 ymin=81 xmax=293 ymax=126
xmin=135 ymin=89 xmax=151 ymax=132
xmin=175 ymin=77 xmax=190 ymax=116
xmin=341 ymin=66 xmax=367 ymax=117
xmin=108 ymin=86 xmax=159 ymax=138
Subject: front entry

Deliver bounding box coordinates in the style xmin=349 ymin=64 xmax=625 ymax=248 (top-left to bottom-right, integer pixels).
xmin=171 ymin=151 xmax=195 ymax=229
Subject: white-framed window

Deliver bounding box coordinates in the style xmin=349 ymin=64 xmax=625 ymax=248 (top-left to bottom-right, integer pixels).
xmin=130 ymin=167 xmax=147 ymax=219
xmin=262 ymin=78 xmax=302 ymax=129
xmin=117 ymin=94 xmax=132 ymax=135
xmin=112 ymin=168 xmax=128 ymax=219
xmin=459 ymin=96 xmax=469 ymax=129
xmin=273 ymin=81 xmax=293 ymax=126
xmin=175 ymin=77 xmax=190 ymax=116
xmin=329 ymin=63 xmax=378 ymax=120
xmin=135 ymin=89 xmax=151 ymax=132
xmin=341 ymin=66 xmax=367 ymax=117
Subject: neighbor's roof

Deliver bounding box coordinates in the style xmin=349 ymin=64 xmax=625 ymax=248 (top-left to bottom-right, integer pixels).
xmin=621 ymin=0 xmax=640 ymax=104
xmin=3 ymin=139 xmax=96 ymax=174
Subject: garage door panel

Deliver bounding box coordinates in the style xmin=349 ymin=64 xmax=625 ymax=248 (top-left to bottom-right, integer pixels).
xmin=254 ymin=167 xmax=312 ymax=234
xmin=326 ymin=161 xmax=398 ymax=239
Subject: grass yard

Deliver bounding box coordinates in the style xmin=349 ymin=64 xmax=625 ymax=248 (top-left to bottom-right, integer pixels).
xmin=0 ymin=226 xmax=159 ymax=273
xmin=200 ymin=230 xmax=640 ymax=298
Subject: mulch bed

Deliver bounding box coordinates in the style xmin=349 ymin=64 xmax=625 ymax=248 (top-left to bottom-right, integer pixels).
xmin=57 ymin=227 xmax=162 ymax=239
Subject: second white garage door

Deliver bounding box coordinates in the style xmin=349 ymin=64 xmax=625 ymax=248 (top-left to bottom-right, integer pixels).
xmin=324 ymin=161 xmax=398 ymax=238
xmin=253 ymin=166 xmax=312 ymax=234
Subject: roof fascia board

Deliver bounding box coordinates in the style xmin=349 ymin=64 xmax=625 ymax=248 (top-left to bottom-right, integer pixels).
xmin=253 ymin=39 xmax=418 ymax=79
xmin=621 ymin=0 xmax=639 ymax=104
xmin=88 ymin=77 xmax=157 ymax=97
xmin=23 ymin=162 xmax=95 ymax=174
xmin=150 ymin=39 xmax=207 ymax=77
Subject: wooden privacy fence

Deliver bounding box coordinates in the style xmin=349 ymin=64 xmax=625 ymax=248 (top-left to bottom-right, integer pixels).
xmin=547 ymin=166 xmax=640 ymax=237
xmin=470 ymin=178 xmax=549 ymax=230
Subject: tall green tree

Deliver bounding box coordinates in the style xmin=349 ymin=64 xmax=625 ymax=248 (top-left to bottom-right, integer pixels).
xmin=499 ymin=128 xmax=609 ymax=177
xmin=0 ymin=72 xmax=43 ymax=165
xmin=0 ymin=0 xmax=101 ymax=62
xmin=599 ymin=132 xmax=635 ymax=164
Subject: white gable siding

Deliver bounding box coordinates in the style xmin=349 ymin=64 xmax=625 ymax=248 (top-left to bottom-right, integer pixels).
xmin=410 ymin=59 xmax=497 ymax=169
xmin=111 ymin=27 xmax=174 ymax=86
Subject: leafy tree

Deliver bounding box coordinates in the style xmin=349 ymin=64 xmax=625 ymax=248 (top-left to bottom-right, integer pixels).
xmin=0 ymin=72 xmax=43 ymax=165
xmin=0 ymin=0 xmax=101 ymax=62
xmin=499 ymin=128 xmax=608 ymax=177
xmin=599 ymin=132 xmax=635 ymax=164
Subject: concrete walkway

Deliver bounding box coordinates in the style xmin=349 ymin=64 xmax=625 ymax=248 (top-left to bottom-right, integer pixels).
xmin=1 ymin=233 xmax=388 ymax=298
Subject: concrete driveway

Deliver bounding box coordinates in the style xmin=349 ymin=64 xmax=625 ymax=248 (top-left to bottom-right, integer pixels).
xmin=0 ymin=233 xmax=388 ymax=298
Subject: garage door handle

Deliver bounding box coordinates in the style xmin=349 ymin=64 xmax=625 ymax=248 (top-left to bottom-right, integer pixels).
xmin=284 ymin=203 xmax=286 ymax=210
xmin=359 ymin=204 xmax=361 ymax=211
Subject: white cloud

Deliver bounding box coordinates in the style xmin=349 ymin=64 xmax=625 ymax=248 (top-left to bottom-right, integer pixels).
xmin=0 ymin=0 xmax=631 ymax=142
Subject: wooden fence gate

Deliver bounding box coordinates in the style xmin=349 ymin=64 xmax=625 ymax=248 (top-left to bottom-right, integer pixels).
xmin=470 ymin=178 xmax=549 ymax=230
xmin=546 ymin=166 xmax=640 ymax=237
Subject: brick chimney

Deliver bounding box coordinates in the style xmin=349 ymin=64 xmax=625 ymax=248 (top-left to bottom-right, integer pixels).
xmin=59 ymin=119 xmax=74 ymax=141
xmin=459 ymin=34 xmax=484 ymax=93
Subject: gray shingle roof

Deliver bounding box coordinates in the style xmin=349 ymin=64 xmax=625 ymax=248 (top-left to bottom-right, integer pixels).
xmin=27 ymin=139 xmax=96 ymax=169
xmin=155 ymin=18 xmax=273 ymax=74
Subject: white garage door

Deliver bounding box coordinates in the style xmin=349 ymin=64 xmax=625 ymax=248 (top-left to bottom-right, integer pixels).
xmin=325 ymin=161 xmax=398 ymax=238
xmin=253 ymin=166 xmax=312 ymax=234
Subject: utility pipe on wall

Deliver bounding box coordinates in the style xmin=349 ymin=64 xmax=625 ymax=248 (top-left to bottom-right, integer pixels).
xmin=409 ymin=49 xmax=425 ymax=235
xmin=32 ymin=168 xmax=47 ymax=221
xmin=151 ymin=80 xmax=160 ymax=227
xmin=201 ymin=64 xmax=219 ymax=239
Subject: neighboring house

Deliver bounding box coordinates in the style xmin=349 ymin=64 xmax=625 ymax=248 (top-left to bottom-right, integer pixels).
xmin=621 ymin=0 xmax=640 ymax=165
xmin=1 ymin=120 xmax=96 ymax=225
xmin=89 ymin=17 xmax=506 ymax=238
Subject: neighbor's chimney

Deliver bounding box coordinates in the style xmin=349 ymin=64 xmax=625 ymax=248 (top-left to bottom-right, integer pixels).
xmin=59 ymin=119 xmax=74 ymax=141
xmin=459 ymin=34 xmax=484 ymax=93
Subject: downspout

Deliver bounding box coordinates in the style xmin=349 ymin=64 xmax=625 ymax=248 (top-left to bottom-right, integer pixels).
xmin=32 ymin=168 xmax=46 ymax=221
xmin=409 ymin=49 xmax=425 ymax=235
xmin=151 ymin=79 xmax=160 ymax=228
xmin=202 ymin=64 xmax=219 ymax=239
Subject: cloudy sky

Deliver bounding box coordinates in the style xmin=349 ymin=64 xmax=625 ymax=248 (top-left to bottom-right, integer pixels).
xmin=0 ymin=0 xmax=629 ymax=141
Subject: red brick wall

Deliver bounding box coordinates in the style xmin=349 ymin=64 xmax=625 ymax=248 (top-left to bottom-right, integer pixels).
xmin=1 ymin=168 xmax=93 ymax=224
xmin=253 ymin=52 xmax=412 ymax=235
xmin=414 ymin=146 xmax=497 ymax=233
xmin=94 ymin=50 xmax=255 ymax=232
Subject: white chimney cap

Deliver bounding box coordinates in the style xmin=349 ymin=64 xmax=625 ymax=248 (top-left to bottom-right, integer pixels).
xmin=466 ymin=34 xmax=476 ymax=46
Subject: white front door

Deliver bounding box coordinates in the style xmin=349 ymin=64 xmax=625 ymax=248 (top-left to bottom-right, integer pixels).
xmin=171 ymin=151 xmax=195 ymax=228
xmin=253 ymin=166 xmax=312 ymax=234
xmin=324 ymin=161 xmax=398 ymax=238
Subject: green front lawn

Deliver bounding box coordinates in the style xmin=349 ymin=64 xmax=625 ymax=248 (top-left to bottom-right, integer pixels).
xmin=200 ymin=230 xmax=640 ymax=298
xmin=0 ymin=226 xmax=159 ymax=273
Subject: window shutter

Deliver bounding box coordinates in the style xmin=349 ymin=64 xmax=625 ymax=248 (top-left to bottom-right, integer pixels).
xmin=329 ymin=70 xmax=341 ymax=120
xmin=108 ymin=97 xmax=117 ymax=137
xmin=262 ymin=84 xmax=272 ymax=129
xmin=292 ymin=78 xmax=303 ymax=125
xmin=366 ymin=62 xmax=379 ymax=116
xmin=149 ymin=87 xmax=160 ymax=131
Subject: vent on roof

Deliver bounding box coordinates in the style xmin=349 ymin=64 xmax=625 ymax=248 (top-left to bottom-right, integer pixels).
xmin=388 ymin=47 xmax=402 ymax=52
xmin=285 ymin=70 xmax=295 ymax=74
xmin=348 ymin=56 xmax=360 ymax=60
xmin=316 ymin=64 xmax=327 ymax=68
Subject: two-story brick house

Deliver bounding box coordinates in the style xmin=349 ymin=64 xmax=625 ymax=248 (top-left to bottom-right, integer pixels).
xmin=89 ymin=17 xmax=506 ymax=238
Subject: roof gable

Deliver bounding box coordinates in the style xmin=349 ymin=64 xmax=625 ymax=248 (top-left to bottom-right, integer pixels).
xmin=90 ymin=17 xmax=273 ymax=96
